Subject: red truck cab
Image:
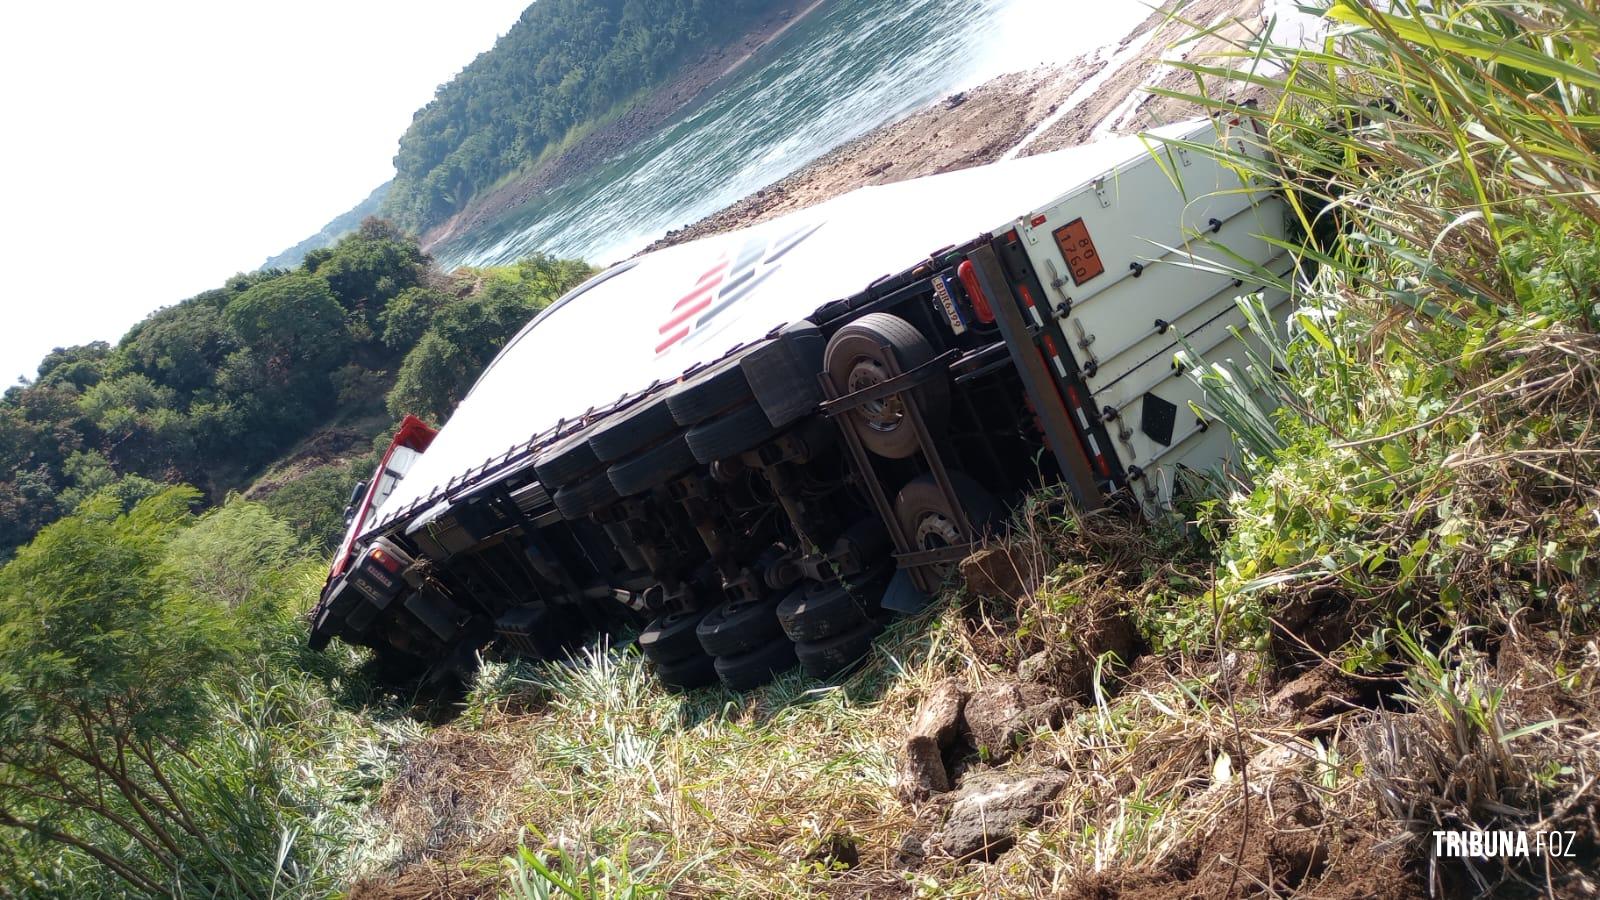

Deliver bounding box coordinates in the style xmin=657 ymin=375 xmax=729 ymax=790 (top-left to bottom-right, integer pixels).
xmin=310 ymin=414 xmax=437 ymax=649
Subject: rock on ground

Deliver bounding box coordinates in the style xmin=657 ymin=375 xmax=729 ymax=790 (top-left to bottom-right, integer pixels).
xmin=932 ymin=769 xmax=1069 ymax=861
xmin=897 ymin=679 xmax=969 ymax=802
xmin=962 ymin=679 xmax=1068 ymax=762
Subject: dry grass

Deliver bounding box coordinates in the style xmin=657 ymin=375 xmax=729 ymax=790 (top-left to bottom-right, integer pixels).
xmin=331 ymin=483 xmax=1599 ymax=898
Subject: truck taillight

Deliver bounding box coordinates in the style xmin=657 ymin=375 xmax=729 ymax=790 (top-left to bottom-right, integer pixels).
xmin=956 ymin=260 xmax=995 ymax=324
xmin=369 ymin=547 xmax=404 ymax=574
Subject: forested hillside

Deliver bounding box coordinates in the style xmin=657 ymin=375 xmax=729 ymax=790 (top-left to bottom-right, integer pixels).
xmin=0 ymin=222 xmax=591 ymax=560
xmin=383 ymin=0 xmax=791 ymax=234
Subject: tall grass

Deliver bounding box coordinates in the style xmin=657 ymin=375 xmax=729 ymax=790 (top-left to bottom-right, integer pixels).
xmin=1153 ymin=0 xmax=1600 ymax=626
xmin=1144 ymin=1 xmax=1600 ymax=891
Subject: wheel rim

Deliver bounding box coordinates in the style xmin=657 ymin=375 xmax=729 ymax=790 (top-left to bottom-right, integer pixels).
xmin=914 ymin=509 xmax=963 ymax=551
xmin=847 ymin=357 xmax=905 ymax=434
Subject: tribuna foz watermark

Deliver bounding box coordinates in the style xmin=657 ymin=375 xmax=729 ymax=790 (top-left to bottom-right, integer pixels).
xmin=1432 ymin=829 xmax=1578 ymax=858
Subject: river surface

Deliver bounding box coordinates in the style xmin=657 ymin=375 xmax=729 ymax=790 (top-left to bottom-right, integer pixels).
xmin=435 ymin=0 xmax=1149 ymax=269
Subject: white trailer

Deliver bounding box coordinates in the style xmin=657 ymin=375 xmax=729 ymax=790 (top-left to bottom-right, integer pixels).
xmin=312 ymin=117 xmax=1291 ymax=690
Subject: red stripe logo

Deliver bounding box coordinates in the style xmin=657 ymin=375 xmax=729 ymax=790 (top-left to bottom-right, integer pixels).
xmin=655 ymin=222 xmax=822 ymax=357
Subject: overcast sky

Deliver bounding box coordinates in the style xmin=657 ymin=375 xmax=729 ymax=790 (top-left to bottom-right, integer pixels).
xmin=0 ymin=0 xmax=531 ymax=384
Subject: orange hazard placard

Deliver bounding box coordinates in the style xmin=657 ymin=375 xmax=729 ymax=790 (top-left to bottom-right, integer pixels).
xmin=1053 ymin=218 xmax=1105 ymax=285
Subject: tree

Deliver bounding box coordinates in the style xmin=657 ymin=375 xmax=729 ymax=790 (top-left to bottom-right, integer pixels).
xmin=386 ymin=330 xmax=475 ymax=423
xmin=386 ymin=254 xmax=593 ymax=422
xmin=117 ymin=304 xmax=236 ymax=395
xmin=0 ymin=488 xmax=256 ymax=896
xmin=379 ymin=285 xmax=451 ymax=350
xmin=35 ymin=342 xmax=110 ymax=391
xmin=223 ymin=272 xmax=348 ymax=381
xmin=315 ymin=218 xmax=428 ymax=319
xmin=163 ymin=499 xmax=301 ymax=612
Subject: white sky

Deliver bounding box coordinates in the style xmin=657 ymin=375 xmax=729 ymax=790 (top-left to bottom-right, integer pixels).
xmin=0 ymin=0 xmax=531 ymax=385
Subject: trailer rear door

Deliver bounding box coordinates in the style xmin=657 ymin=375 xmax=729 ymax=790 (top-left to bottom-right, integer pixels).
xmin=995 ymin=121 xmax=1293 ymax=514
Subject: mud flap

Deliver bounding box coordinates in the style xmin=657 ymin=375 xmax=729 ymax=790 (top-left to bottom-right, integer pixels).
xmin=743 ymin=321 xmax=826 ymax=427
xmin=880 ymin=567 xmax=932 ymax=615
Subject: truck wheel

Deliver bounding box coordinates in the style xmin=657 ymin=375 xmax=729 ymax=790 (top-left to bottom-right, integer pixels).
xmin=777 ymin=579 xmax=878 ymax=643
xmin=713 ymin=636 xmax=798 ymax=691
xmin=893 ymin=472 xmax=1000 ymax=580
xmin=824 ymin=313 xmax=949 ymax=459
xmin=608 ymin=434 xmax=697 ymax=496
xmin=639 ymin=608 xmax=709 ymax=663
xmin=796 ymin=618 xmax=886 ymax=679
xmin=655 ymin=650 xmax=719 ymax=692
xmin=685 ymin=402 xmax=782 ymax=464
xmin=535 ymin=431 xmax=603 ymax=488
xmin=553 ymin=470 xmax=621 ymax=520
xmin=695 ymin=595 xmax=786 ymax=658
xmin=665 ymin=354 xmax=756 ymax=426
xmin=587 ymin=398 xmax=680 ymax=462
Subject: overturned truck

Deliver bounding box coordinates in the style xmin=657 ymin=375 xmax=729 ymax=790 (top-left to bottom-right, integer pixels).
xmin=310 ymin=118 xmax=1293 ymax=690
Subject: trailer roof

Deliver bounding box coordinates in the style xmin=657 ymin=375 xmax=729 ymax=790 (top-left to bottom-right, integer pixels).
xmin=369 ymin=120 xmax=1212 ymax=535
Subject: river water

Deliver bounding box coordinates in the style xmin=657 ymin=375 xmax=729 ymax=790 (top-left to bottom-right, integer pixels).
xmin=435 ymin=0 xmax=1149 ymax=269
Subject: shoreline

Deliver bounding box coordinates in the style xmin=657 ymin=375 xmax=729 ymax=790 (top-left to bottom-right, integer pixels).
xmin=642 ymin=0 xmax=1276 ymax=253
xmin=418 ymin=0 xmax=827 ymax=253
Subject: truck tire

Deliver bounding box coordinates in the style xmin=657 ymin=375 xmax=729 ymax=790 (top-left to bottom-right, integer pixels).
xmin=639 ymin=608 xmax=709 ymax=664
xmin=695 ymin=595 xmax=786 ymax=658
xmin=535 ymin=431 xmax=603 ymax=488
xmin=714 ymin=636 xmax=798 ymax=691
xmin=796 ymin=618 xmax=885 ymax=679
xmin=665 ymin=354 xmax=756 ymax=426
xmin=685 ymin=402 xmax=782 ymax=463
xmin=893 ymin=472 xmax=1000 ymax=581
xmin=553 ymin=470 xmax=621 ymax=520
xmin=608 ymin=434 xmax=697 ymax=496
xmin=823 ymin=313 xmax=949 ymax=459
xmin=777 ymin=580 xmax=878 ymax=644
xmin=587 ymin=398 xmax=680 ymax=462
xmin=655 ymin=650 xmax=719 ymax=692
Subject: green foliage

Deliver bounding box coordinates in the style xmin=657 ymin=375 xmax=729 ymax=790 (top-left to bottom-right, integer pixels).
xmin=164 ymin=498 xmax=303 ymax=611
xmin=0 ymin=490 xmax=390 ymax=896
xmin=35 ymin=342 xmax=110 ymax=392
xmin=224 ymin=272 xmax=348 ymax=378
xmin=263 ymin=457 xmax=376 ymax=551
xmin=1161 ymin=0 xmax=1600 ymax=658
xmin=384 ymin=0 xmax=790 ymax=233
xmin=0 ymin=488 xmax=250 ymax=895
xmin=117 ymin=303 xmax=237 ymax=395
xmin=0 ymin=223 xmax=581 ymax=559
xmin=505 ymin=836 xmax=668 ymax=900
xmin=388 ymin=255 xmax=594 ymax=422
xmin=380 ymin=285 xmax=452 ymax=351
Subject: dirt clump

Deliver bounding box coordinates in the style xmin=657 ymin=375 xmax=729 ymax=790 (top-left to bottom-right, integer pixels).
xmin=367 ymin=729 xmax=524 ymax=871
xmin=897 ymin=678 xmax=969 ymax=802
xmin=1269 ymin=664 xmax=1375 ymax=725
xmin=962 ymin=679 xmax=1068 ymax=762
xmin=1020 ymin=592 xmax=1142 ymax=701
xmin=960 ymin=544 xmax=1039 ymax=602
xmin=1072 ymin=781 xmax=1423 ymax=900
xmin=930 ymin=768 xmax=1069 ymax=862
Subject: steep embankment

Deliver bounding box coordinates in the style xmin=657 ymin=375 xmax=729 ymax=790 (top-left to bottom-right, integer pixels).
xmin=344 ymin=3 xmax=1598 ymax=898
